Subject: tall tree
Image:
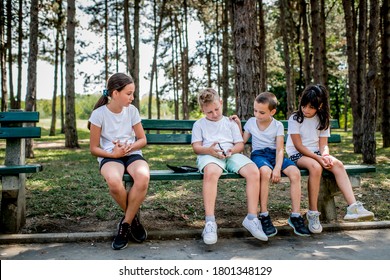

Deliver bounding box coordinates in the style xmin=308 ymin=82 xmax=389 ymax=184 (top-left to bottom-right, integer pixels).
xmin=6 ymin=0 xmax=14 ymax=109
xmin=16 ymin=0 xmax=23 ymax=109
xmin=181 ymin=0 xmax=190 ymax=120
xmin=124 ymin=0 xmax=140 ymax=108
xmin=280 ymin=0 xmax=295 ymax=116
xmin=232 ymin=0 xmax=260 ymax=120
xmin=148 ymin=0 xmax=166 ymax=119
xmin=342 ymin=0 xmax=361 ymax=153
xmin=311 ymin=0 xmax=326 ymax=85
xmin=25 ymin=0 xmax=39 ymax=158
xmin=301 ymin=0 xmax=311 ymax=86
xmin=258 ymin=0 xmax=267 ymax=92
xmin=222 ymin=0 xmax=230 ymax=115
xmin=65 ymin=0 xmax=79 ymax=148
xmin=0 ymin=0 xmax=7 ymax=112
xmin=362 ymin=0 xmax=380 ymax=163
xmin=382 ymin=0 xmax=390 ymax=148
xmin=50 ymin=0 xmax=64 ymax=136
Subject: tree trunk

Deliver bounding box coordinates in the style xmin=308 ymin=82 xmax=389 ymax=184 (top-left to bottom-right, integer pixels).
xmin=181 ymin=0 xmax=189 ymax=120
xmin=280 ymin=0 xmax=295 ymax=117
xmin=222 ymin=0 xmax=229 ymax=115
xmin=357 ymin=0 xmax=367 ymax=146
xmin=50 ymin=10 xmax=61 ymax=137
xmin=301 ymin=0 xmax=311 ymax=86
xmin=132 ymin=0 xmax=140 ymax=108
xmin=124 ymin=1 xmax=133 ymax=82
xmin=362 ymin=0 xmax=379 ymax=164
xmin=65 ymin=0 xmax=79 ymax=148
xmin=311 ymin=0 xmax=325 ymax=85
xmin=16 ymin=0 xmax=22 ymax=109
xmin=342 ymin=0 xmax=361 ymax=153
xmin=25 ymin=0 xmax=39 ymax=158
xmin=104 ymin=0 xmax=108 ymax=82
xmin=7 ymin=0 xmax=14 ymax=109
xmin=258 ymin=0 xmax=267 ymax=92
xmin=60 ymin=35 xmax=65 ymax=134
xmin=232 ymin=0 xmax=260 ymax=120
xmin=0 ymin=0 xmax=7 ymax=112
xmin=148 ymin=0 xmax=166 ymax=119
xmin=382 ymin=0 xmax=390 ymax=148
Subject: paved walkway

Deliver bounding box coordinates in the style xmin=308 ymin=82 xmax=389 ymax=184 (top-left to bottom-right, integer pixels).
xmin=1 ymin=221 xmax=390 ymax=260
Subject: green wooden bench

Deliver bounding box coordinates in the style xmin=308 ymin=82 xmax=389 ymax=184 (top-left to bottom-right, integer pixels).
xmin=123 ymin=119 xmax=375 ymax=222
xmin=0 ymin=111 xmax=43 ymax=233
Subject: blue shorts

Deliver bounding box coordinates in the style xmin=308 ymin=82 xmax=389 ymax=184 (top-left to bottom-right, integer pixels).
xmin=251 ymin=148 xmax=296 ymax=172
xmin=99 ymin=154 xmax=147 ymax=173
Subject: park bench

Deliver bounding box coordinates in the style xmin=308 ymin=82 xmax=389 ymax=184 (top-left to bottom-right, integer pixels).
xmin=0 ymin=111 xmax=43 ymax=233
xmin=123 ymin=119 xmax=376 ymax=222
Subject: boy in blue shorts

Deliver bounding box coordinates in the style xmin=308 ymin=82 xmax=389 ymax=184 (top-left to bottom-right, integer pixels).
xmin=232 ymin=92 xmax=311 ymax=237
xmin=192 ymin=88 xmax=268 ymax=245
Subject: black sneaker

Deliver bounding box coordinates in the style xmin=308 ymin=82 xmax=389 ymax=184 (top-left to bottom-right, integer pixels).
xmin=112 ymin=221 xmax=130 ymax=250
xmin=129 ymin=212 xmax=147 ymax=243
xmin=287 ymin=216 xmax=311 ymax=236
xmin=259 ymin=214 xmax=278 ymax=237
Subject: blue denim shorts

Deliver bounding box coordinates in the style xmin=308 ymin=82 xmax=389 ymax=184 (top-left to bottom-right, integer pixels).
xmin=251 ymin=147 xmax=296 ymax=171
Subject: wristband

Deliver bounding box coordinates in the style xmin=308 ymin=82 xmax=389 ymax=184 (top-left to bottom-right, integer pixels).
xmin=322 ymin=153 xmax=330 ymax=157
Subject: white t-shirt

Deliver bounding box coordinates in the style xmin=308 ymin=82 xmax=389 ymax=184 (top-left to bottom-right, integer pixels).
xmin=243 ymin=117 xmax=284 ymax=151
xmin=191 ymin=116 xmax=243 ymax=153
xmin=89 ymin=104 xmax=142 ymax=163
xmin=286 ymin=113 xmax=330 ymax=157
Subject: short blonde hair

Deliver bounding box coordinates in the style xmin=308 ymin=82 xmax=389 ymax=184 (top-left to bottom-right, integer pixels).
xmin=198 ymin=88 xmax=220 ymax=107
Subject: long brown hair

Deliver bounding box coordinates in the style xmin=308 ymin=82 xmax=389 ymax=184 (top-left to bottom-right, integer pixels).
xmin=88 ymin=73 xmax=134 ymax=130
xmin=293 ymin=84 xmax=330 ymax=130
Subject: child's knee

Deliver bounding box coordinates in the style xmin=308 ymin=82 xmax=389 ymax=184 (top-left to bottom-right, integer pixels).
xmin=260 ymin=166 xmax=272 ymax=178
xmin=289 ymin=168 xmax=301 ymax=182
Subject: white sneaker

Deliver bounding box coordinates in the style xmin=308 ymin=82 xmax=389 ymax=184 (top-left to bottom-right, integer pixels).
xmin=344 ymin=201 xmax=375 ymax=221
xmin=202 ymin=221 xmax=218 ymax=245
xmin=242 ymin=217 xmax=268 ymax=241
xmin=306 ymin=211 xmax=323 ymax=233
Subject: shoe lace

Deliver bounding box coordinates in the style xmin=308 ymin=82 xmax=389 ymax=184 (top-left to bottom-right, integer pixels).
xmin=204 ymin=222 xmax=217 ymax=233
xmin=261 ymin=216 xmax=272 ymax=227
xmin=309 ymin=212 xmax=321 ymax=226
xmin=118 ymin=223 xmax=130 ymax=238
xmin=296 ymin=216 xmax=306 ymax=228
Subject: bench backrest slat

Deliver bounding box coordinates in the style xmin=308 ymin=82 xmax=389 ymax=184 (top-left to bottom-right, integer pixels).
xmin=0 ymin=127 xmax=41 ymax=139
xmin=142 ymin=119 xmax=340 ymax=131
xmin=141 ymin=119 xmax=341 ymax=145
xmin=0 ymin=111 xmax=40 ymax=123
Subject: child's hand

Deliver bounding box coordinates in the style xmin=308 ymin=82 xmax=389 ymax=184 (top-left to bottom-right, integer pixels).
xmin=211 ymin=142 xmax=226 ymax=159
xmin=229 ymin=115 xmax=241 ymax=126
xmin=320 ymin=155 xmax=333 ymax=169
xmin=225 ymin=148 xmax=233 ymax=158
xmin=112 ymin=140 xmax=132 ymax=157
xmin=271 ymin=168 xmax=281 ymax=183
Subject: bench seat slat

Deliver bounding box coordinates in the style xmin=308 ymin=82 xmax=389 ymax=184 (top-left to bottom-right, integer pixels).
xmin=0 ymin=127 xmax=41 ymax=139
xmin=123 ymin=164 xmax=375 ymax=182
xmin=0 ymin=164 xmax=43 ymax=176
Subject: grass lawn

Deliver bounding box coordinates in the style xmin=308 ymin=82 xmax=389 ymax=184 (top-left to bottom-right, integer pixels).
xmin=1 ymin=119 xmax=389 ymax=234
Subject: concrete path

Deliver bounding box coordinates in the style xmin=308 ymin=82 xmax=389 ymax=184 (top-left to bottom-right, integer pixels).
xmin=1 ymin=222 xmax=390 ymax=260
